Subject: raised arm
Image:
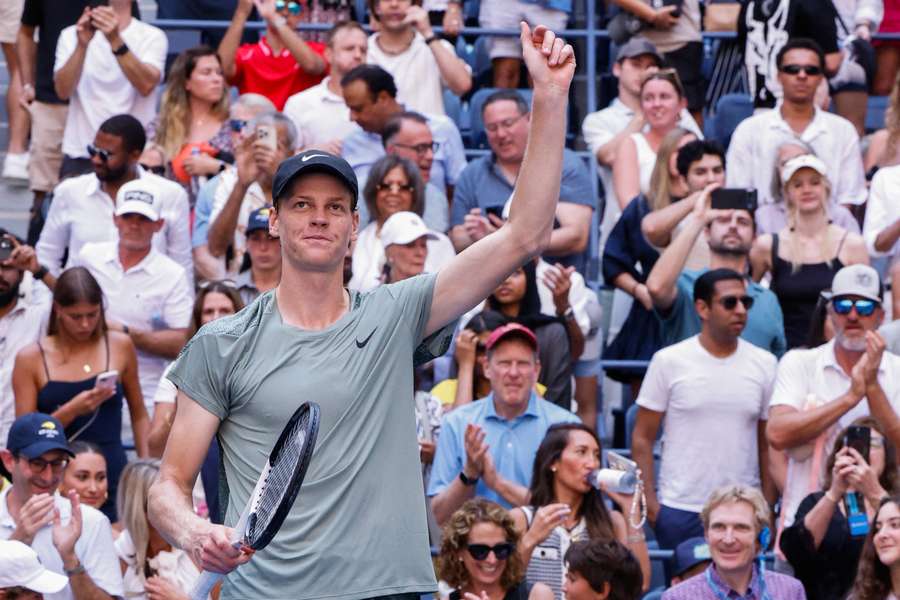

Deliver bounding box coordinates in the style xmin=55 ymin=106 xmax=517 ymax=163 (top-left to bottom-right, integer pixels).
xmin=148 ymin=391 xmax=253 ymax=573
xmin=641 ymin=192 xmax=696 ymax=248
xmin=218 ymin=0 xmax=253 ymax=82
xmin=425 ymin=23 xmax=575 ymax=336
xmin=405 ymin=5 xmax=471 ymax=95
xmin=256 ymin=0 xmax=325 ymax=75
xmin=612 ymin=136 xmax=641 ymax=210
xmin=54 ymin=9 xmax=93 ymax=101
xmin=90 ymin=6 xmax=162 ymax=96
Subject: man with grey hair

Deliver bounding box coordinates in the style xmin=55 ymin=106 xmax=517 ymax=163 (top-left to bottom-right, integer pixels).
xmin=192 ymin=93 xmax=276 ymax=280
xmin=767 ymin=264 xmax=900 ymax=536
xmin=206 ymin=110 xmax=297 ymax=276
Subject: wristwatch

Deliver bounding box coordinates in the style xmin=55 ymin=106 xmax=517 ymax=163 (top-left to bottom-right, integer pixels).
xmin=459 ymin=471 xmax=479 ymax=486
xmin=32 ymin=265 xmax=48 ymax=281
xmin=563 ymin=307 xmax=575 ymax=321
xmin=64 ymin=559 xmax=86 ymax=576
xmin=112 ymin=42 xmax=129 ymax=56
xmin=424 ymin=35 xmax=440 ymax=45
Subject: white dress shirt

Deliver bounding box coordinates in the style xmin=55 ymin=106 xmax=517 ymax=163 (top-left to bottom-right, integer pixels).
xmin=283 ymin=77 xmax=360 ymax=149
xmin=54 ymin=19 xmax=166 ymax=158
xmin=36 ymin=168 xmax=192 ymax=280
xmin=0 ymin=295 xmax=50 ymax=448
xmin=0 ymin=488 xmax=124 ymax=600
xmin=863 ymin=165 xmax=900 ymax=260
xmin=74 ymin=242 xmax=193 ymax=411
xmin=726 ymin=105 xmax=866 ymax=206
xmin=769 ymin=340 xmax=900 ymax=527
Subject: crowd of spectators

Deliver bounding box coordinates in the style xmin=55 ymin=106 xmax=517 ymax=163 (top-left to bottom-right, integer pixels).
xmin=3 ymin=0 xmax=900 ymax=598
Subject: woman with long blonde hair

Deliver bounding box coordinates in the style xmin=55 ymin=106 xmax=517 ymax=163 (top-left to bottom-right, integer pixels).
xmin=750 ymin=154 xmax=869 ymax=349
xmin=149 ymin=45 xmax=231 ymax=201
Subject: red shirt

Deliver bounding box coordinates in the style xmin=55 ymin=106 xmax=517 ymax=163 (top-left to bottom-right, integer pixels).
xmin=232 ymin=36 xmax=327 ymax=110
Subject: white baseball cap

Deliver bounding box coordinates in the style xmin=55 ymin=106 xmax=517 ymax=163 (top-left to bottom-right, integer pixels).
xmin=380 ymin=212 xmax=438 ymax=249
xmin=0 ymin=540 xmax=69 ymax=593
xmin=780 ymin=154 xmax=828 ymax=185
xmin=824 ymin=264 xmax=883 ymax=303
xmin=115 ymin=178 xmax=162 ymax=221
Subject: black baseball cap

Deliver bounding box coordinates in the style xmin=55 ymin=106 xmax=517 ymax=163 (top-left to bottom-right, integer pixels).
xmin=7 ymin=413 xmax=74 ymax=459
xmin=272 ymin=150 xmax=359 ymax=210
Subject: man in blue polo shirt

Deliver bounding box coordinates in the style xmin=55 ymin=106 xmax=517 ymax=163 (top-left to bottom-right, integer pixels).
xmin=449 ymin=89 xmax=596 ymax=275
xmin=645 ymin=184 xmax=786 ymax=357
xmin=428 ymin=323 xmax=579 ymax=525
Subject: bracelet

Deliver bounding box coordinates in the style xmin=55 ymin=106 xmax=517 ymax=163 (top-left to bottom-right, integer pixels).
xmin=64 ymin=559 xmax=86 ymax=576
xmin=32 ymin=265 xmax=48 ymax=281
xmin=627 ymin=533 xmax=646 ymax=543
xmin=459 ymin=471 xmax=478 ymax=486
xmin=122 ymin=324 xmax=130 ymax=336
xmin=424 ymin=35 xmax=440 ymax=45
xmin=824 ymin=490 xmax=839 ymax=504
xmin=112 ymin=42 xmax=129 ymax=57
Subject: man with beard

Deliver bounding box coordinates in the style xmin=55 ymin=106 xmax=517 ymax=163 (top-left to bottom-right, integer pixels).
xmin=766 ymin=264 xmax=900 ymax=534
xmin=0 ymin=232 xmax=50 ymax=451
xmin=645 ymin=184 xmax=786 ymax=357
xmin=633 ymin=269 xmax=777 ymax=557
xmin=35 ymin=114 xmax=191 ymax=279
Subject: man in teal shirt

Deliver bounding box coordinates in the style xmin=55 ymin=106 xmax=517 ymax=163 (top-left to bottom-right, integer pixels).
xmin=148 ymin=24 xmax=578 ymax=600
xmin=646 ymin=185 xmax=787 ymax=357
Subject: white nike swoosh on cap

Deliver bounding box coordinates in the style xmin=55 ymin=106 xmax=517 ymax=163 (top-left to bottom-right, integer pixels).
xmin=301 ymin=154 xmax=329 ymax=162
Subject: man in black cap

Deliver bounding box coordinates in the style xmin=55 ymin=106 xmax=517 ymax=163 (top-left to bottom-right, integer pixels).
xmin=0 ymin=413 xmax=123 ymax=600
xmin=149 ymin=22 xmax=576 ymax=600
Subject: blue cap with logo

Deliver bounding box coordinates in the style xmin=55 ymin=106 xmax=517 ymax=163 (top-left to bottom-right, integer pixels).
xmin=6 ymin=413 xmax=74 ymax=459
xmin=673 ymin=537 xmax=711 ymax=577
xmin=247 ymin=206 xmax=274 ymax=235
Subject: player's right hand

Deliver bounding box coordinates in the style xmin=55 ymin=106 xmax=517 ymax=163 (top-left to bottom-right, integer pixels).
xmin=191 ymin=524 xmax=254 ymax=574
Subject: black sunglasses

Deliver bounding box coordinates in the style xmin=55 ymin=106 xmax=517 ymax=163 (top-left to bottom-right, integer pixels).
xmin=780 ymin=64 xmax=823 ymax=76
xmin=86 ymin=144 xmax=111 ymax=162
xmin=718 ymin=295 xmax=754 ymax=310
xmin=467 ymin=542 xmax=514 ymax=561
xmin=140 ymin=163 xmax=166 ymax=176
xmin=376 ymin=182 xmax=415 ymax=193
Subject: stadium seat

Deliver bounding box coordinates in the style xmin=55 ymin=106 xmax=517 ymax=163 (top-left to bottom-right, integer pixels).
xmin=642 ymin=589 xmax=665 ymax=600
xmin=866 ymin=95 xmax=889 ymax=133
xmin=468 ymin=87 xmax=534 ymax=149
xmin=443 ymin=89 xmax=465 ymax=133
xmin=706 ymin=93 xmax=753 ymax=150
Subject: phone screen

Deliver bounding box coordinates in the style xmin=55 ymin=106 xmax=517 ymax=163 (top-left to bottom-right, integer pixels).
xmin=711 ymin=188 xmax=758 ymax=211
xmin=845 ymin=426 xmax=871 ymax=462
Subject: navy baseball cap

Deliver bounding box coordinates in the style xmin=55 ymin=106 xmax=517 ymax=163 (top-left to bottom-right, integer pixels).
xmin=272 ymin=150 xmax=359 ymax=210
xmin=6 ymin=413 xmax=73 ymax=459
xmin=246 ymin=206 xmax=274 ymax=235
xmin=672 ymin=537 xmax=711 ymax=577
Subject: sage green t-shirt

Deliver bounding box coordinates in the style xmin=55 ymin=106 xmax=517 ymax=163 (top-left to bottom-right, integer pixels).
xmin=167 ymin=273 xmax=453 ymax=600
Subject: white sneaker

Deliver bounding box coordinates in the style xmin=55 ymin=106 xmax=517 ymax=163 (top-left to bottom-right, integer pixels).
xmin=2 ymin=152 xmax=30 ymax=183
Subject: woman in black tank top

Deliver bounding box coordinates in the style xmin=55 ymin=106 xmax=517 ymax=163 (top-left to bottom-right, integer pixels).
xmin=750 ymin=155 xmax=869 ymax=349
xmin=12 ymin=267 xmax=149 ymax=521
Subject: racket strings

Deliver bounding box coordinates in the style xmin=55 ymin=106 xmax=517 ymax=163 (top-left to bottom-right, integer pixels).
xmin=247 ymin=415 xmax=309 ymax=543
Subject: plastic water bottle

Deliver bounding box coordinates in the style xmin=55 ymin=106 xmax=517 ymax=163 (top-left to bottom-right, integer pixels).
xmin=587 ymin=468 xmax=637 ymax=494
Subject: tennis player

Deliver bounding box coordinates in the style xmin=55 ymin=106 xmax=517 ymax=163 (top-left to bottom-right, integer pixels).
xmin=148 ymin=22 xmax=575 ymax=600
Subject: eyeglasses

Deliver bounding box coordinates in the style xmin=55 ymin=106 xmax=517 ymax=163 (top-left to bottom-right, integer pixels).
xmin=832 ymin=297 xmax=878 ymax=317
xmin=229 ymin=118 xmax=249 ymax=133
xmin=198 ymin=278 xmax=237 ymax=290
xmin=467 ymin=542 xmax=514 ymax=561
xmin=485 ymin=113 xmax=526 ymax=134
xmin=718 ymin=295 xmax=754 ymax=310
xmin=86 ymin=144 xmax=111 ymax=162
xmin=275 ymin=0 xmax=302 ymax=14
xmin=392 ymin=141 xmax=439 ymax=156
xmin=140 ymin=163 xmax=166 ymax=176
xmin=780 ymin=64 xmax=823 ymax=76
xmin=376 ymin=181 xmax=415 ymax=193
xmin=872 ymin=437 xmax=885 ymax=449
xmin=18 ymin=455 xmax=69 ymax=473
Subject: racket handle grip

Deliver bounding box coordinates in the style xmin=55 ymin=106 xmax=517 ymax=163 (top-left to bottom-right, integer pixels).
xmin=191 ymin=570 xmax=224 ymax=600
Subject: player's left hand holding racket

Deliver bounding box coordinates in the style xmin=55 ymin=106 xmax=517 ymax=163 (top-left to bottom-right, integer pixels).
xmin=190 ymin=401 xmax=320 ymax=600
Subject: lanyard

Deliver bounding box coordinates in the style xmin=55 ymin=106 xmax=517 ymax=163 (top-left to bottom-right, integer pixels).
xmin=704 ymin=566 xmax=770 ymax=600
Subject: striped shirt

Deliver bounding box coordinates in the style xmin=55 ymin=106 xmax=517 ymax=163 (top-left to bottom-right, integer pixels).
xmin=661 ymin=565 xmax=806 ymax=600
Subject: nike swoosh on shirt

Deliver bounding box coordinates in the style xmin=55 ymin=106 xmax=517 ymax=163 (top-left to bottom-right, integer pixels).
xmin=302 ymin=154 xmax=328 ymax=162
xmin=356 ymin=327 xmax=377 ymax=348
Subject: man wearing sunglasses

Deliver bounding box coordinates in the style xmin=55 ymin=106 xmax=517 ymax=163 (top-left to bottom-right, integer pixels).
xmin=727 ymin=38 xmax=865 ymax=208
xmin=218 ymin=0 xmax=326 ymax=111
xmin=0 ymin=413 xmax=123 ymax=600
xmin=633 ymin=268 xmax=777 ymax=559
xmin=767 ymin=264 xmax=900 ymax=537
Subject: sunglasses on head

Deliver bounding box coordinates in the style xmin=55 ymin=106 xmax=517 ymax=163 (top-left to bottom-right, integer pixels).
xmin=275 ymin=0 xmax=302 ymax=14
xmin=467 ymin=542 xmax=514 ymax=561
xmin=140 ymin=163 xmax=166 ymax=176
xmin=87 ymin=144 xmax=111 ymax=162
xmin=198 ymin=278 xmax=237 ymax=290
xmin=718 ymin=295 xmax=754 ymax=310
xmin=780 ymin=64 xmax=823 ymax=76
xmin=229 ymin=118 xmax=249 ymax=133
xmin=832 ymin=297 xmax=878 ymax=317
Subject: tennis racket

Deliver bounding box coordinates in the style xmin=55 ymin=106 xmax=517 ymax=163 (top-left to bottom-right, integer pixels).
xmin=190 ymin=401 xmax=320 ymax=600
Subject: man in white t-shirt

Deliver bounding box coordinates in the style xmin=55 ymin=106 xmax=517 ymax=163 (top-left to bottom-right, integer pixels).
xmin=366 ymin=0 xmax=471 ymax=116
xmin=767 ymin=264 xmax=900 ymax=530
xmin=862 ymin=164 xmax=900 ymax=320
xmin=73 ymin=180 xmax=193 ymax=415
xmin=53 ymin=0 xmax=166 ymax=177
xmin=632 ymin=268 xmax=776 ymax=557
xmin=0 ymin=413 xmax=123 ymax=600
xmin=283 ymin=21 xmax=368 ymax=154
